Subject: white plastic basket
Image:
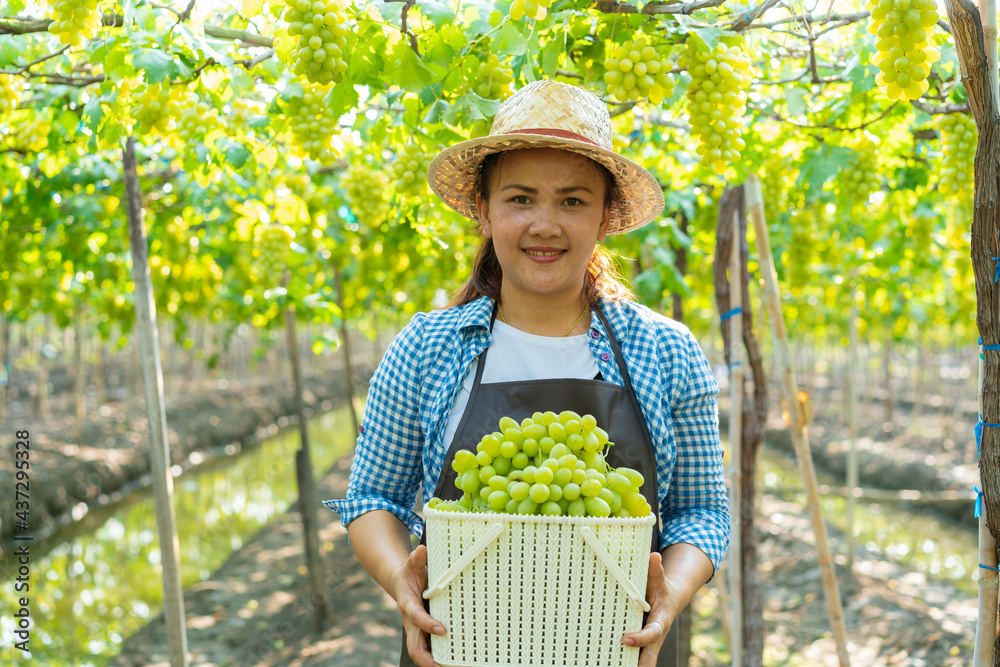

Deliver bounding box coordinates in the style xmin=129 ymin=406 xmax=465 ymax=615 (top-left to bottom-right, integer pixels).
xmin=422 ymin=504 xmax=656 ymax=667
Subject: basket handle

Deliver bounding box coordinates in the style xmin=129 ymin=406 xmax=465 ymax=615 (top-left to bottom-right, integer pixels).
xmin=423 ymin=522 xmax=504 ymax=600
xmin=579 ymin=525 xmax=651 ymax=613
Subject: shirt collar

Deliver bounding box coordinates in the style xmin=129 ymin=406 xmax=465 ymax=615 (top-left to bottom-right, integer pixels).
xmin=590 ymin=296 xmax=628 ymax=342
xmin=455 ymin=296 xmax=496 ymax=332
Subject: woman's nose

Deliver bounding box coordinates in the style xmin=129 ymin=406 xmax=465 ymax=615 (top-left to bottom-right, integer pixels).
xmin=527 ymin=206 xmax=560 ymax=237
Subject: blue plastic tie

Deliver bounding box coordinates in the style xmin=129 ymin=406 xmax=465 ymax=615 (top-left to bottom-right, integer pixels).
xmin=980 ymin=337 xmax=1000 ymax=351
xmin=721 ymin=307 xmax=742 ymax=322
xmin=729 ymin=361 xmax=743 ymax=368
xmin=976 ymin=485 xmax=983 ymax=517
xmin=981 ymin=563 xmax=1000 ymax=572
xmin=993 ymin=257 xmax=1000 ymax=283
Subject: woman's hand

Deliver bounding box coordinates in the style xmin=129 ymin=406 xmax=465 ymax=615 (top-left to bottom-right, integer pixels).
xmin=394 ymin=544 xmax=447 ymax=667
xmin=620 ymin=551 xmax=678 ymax=667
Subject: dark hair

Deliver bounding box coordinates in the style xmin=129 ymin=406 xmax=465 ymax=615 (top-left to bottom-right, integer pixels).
xmin=448 ymin=150 xmax=635 ymax=309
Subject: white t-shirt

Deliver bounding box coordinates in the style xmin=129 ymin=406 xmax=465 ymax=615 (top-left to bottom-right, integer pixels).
xmin=440 ymin=319 xmax=600 ymax=449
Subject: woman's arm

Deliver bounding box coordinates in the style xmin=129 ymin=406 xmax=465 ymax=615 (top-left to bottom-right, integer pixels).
xmin=347 ymin=510 xmax=446 ymax=667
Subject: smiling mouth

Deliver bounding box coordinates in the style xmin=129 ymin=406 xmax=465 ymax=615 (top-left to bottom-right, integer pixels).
xmin=524 ymin=249 xmax=565 ymax=257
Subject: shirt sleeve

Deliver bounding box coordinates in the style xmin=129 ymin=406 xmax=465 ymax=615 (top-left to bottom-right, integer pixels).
xmin=660 ymin=328 xmax=730 ymax=571
xmin=323 ymin=313 xmax=428 ymax=538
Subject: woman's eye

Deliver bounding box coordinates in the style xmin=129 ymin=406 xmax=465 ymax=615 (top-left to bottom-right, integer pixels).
xmin=512 ymin=195 xmax=530 ymax=204
xmin=565 ymin=197 xmax=583 ymax=206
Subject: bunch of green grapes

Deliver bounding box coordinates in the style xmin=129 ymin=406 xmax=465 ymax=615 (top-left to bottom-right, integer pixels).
xmin=603 ymin=37 xmax=675 ymax=104
xmin=176 ymin=95 xmax=221 ymax=145
xmin=838 ymin=138 xmax=882 ymax=205
xmin=342 ymin=162 xmax=389 ymax=225
xmin=253 ymin=224 xmax=293 ymax=285
xmin=285 ymin=84 xmax=339 ymax=162
xmin=48 ymin=0 xmax=102 ymax=47
xmin=282 ymin=0 xmax=350 ymax=85
xmin=472 ymin=54 xmax=514 ymax=100
xmin=391 ymin=142 xmax=430 ymax=198
xmin=867 ymin=0 xmax=941 ymax=100
xmin=910 ymin=206 xmax=935 ymax=248
xmin=0 ymin=75 xmax=22 ymax=116
xmin=131 ymin=83 xmax=181 ymax=135
xmin=938 ymin=113 xmax=976 ymax=197
xmin=788 ymin=209 xmax=814 ymax=289
xmin=429 ymin=411 xmax=652 ymax=519
xmin=510 ymin=0 xmax=552 ymax=21
xmin=677 ymin=40 xmax=755 ymax=173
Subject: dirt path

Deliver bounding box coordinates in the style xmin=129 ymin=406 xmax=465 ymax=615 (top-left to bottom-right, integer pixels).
xmin=112 ymin=447 xmax=977 ymax=667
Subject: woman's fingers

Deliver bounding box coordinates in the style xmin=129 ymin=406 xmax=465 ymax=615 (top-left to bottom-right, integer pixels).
xmin=398 ymin=545 xmax=446 ymax=667
xmin=621 ymin=551 xmax=672 ymax=664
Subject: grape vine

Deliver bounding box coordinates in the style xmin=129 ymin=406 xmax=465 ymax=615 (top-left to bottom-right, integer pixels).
xmin=868 ymin=0 xmax=941 ymax=101
xmin=282 ymin=0 xmax=350 ymax=85
xmin=937 ymin=113 xmax=976 ymax=200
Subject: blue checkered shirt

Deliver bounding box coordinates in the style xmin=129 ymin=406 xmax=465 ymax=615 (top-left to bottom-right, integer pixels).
xmin=324 ymin=296 xmax=730 ymax=569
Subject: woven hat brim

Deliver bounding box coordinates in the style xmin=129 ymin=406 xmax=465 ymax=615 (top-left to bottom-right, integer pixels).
xmin=427 ymin=133 xmax=665 ymax=235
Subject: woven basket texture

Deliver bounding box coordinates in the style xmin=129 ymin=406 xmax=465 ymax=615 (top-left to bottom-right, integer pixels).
xmin=427 ymin=80 xmax=665 ymax=236
xmin=424 ymin=505 xmax=655 ymax=667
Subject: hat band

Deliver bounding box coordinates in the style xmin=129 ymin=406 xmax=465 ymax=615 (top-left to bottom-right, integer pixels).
xmin=507 ymin=128 xmax=601 ymax=147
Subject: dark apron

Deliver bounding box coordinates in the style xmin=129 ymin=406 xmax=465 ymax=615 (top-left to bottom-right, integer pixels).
xmin=400 ymin=303 xmax=678 ymax=666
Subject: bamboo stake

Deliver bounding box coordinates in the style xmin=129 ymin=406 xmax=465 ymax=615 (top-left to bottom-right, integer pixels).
xmin=727 ymin=208 xmax=744 ymax=667
xmin=123 ymin=136 xmax=189 ymax=667
xmin=846 ymin=289 xmax=859 ymax=569
xmin=745 ymin=174 xmax=850 ymax=667
xmin=975 ymin=346 xmax=1000 ymax=666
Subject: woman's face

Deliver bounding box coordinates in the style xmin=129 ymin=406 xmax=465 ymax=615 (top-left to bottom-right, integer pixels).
xmin=475 ymin=148 xmax=611 ymax=304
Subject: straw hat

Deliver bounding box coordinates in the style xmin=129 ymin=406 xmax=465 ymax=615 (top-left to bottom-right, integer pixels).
xmin=427 ymin=79 xmax=665 ymax=235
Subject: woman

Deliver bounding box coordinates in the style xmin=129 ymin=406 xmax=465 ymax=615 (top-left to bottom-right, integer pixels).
xmin=325 ymin=80 xmax=729 ymax=667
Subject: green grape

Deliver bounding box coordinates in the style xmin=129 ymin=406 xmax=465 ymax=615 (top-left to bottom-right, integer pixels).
xmin=175 ymin=95 xmax=222 ymax=146
xmin=0 ymin=75 xmax=23 ymax=117
xmin=281 ymin=0 xmax=350 ymax=84
xmin=509 ymin=0 xmax=553 ymax=21
xmin=131 ymin=83 xmax=181 ymax=136
xmin=868 ymin=0 xmax=941 ymax=100
xmin=48 ymin=0 xmax=102 ymax=47
xmin=603 ymin=37 xmax=675 ymax=104
xmin=473 ymin=54 xmax=515 ymax=100
xmin=429 ymin=411 xmax=650 ymax=517
xmin=837 ymin=137 xmax=882 ymax=206
xmin=677 ymin=39 xmax=755 ymax=173
xmin=937 ymin=112 xmax=976 ymax=200
xmin=788 ymin=209 xmax=814 ymax=289
xmin=341 ymin=161 xmax=390 ymax=225
xmin=391 ymin=141 xmax=431 ymax=198
xmin=252 ymin=224 xmax=293 ymax=286
xmin=284 ymin=83 xmax=340 ymax=163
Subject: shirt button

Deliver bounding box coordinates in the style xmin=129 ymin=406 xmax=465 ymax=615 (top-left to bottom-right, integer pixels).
xmin=600 ymin=352 xmax=610 ymax=362
xmin=590 ymin=329 xmax=600 ymax=339
xmin=358 ymin=425 xmax=365 ymax=434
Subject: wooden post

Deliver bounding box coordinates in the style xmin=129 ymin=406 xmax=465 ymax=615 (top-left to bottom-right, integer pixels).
xmin=123 ymin=136 xmax=189 ymax=667
xmin=976 ymin=345 xmax=1000 ymax=666
xmin=727 ymin=208 xmax=743 ymax=667
xmin=73 ymin=318 xmax=87 ymax=446
xmin=284 ymin=304 xmax=331 ymax=633
xmin=846 ymin=289 xmax=860 ymax=570
xmin=745 ymin=174 xmax=851 ymax=667
xmin=943 ymin=0 xmax=1000 ymax=661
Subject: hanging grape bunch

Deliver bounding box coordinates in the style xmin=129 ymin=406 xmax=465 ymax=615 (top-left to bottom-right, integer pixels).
xmin=0 ymin=75 xmax=22 ymax=116
xmin=937 ymin=113 xmax=976 ymax=198
xmin=48 ymin=0 xmax=102 ymax=47
xmin=285 ymin=84 xmax=340 ymax=163
xmin=176 ymin=95 xmax=222 ymax=145
xmin=430 ymin=411 xmax=652 ymax=519
xmin=342 ymin=162 xmax=389 ymax=226
xmin=282 ymin=0 xmax=350 ymax=85
xmin=131 ymin=83 xmax=181 ymax=135
xmin=391 ymin=142 xmax=430 ymax=198
xmin=253 ymin=224 xmax=293 ymax=285
xmin=473 ymin=54 xmax=514 ymax=100
xmin=788 ymin=208 xmax=815 ymax=289
xmin=510 ymin=0 xmax=552 ymax=21
xmin=838 ymin=138 xmax=882 ymax=205
xmin=677 ymin=39 xmax=755 ymax=173
xmin=603 ymin=37 xmax=675 ymax=104
xmin=867 ymin=0 xmax=940 ymax=100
